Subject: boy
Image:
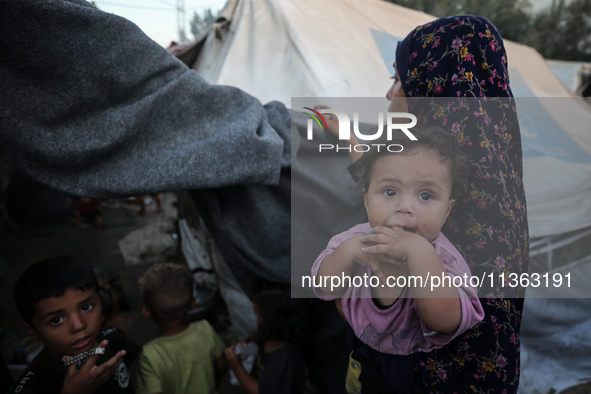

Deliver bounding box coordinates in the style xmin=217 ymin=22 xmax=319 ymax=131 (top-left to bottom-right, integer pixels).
xmin=136 ymin=263 xmax=225 ymax=394
xmin=312 ymin=126 xmax=484 ymax=355
xmin=10 ymin=256 xmax=132 ymax=394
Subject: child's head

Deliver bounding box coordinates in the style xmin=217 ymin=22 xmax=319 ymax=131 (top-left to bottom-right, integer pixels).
xmin=354 ymin=126 xmax=470 ymax=242
xmin=12 ymin=256 xmax=103 ymax=360
xmin=139 ymin=263 xmax=194 ymax=325
xmin=251 ymin=280 xmax=311 ymax=344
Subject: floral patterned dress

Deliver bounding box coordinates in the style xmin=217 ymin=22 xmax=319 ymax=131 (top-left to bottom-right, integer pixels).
xmin=374 ymin=15 xmax=529 ymax=393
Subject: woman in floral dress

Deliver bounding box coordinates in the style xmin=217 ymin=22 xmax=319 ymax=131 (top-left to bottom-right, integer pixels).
xmin=348 ymin=15 xmax=529 ymax=393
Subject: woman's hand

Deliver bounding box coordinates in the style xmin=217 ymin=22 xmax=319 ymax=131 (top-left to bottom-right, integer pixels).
xmin=313 ymin=105 xmax=340 ymax=139
xmin=314 ymin=105 xmax=362 ymax=162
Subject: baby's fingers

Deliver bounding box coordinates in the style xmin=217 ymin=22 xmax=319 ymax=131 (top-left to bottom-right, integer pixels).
xmin=361 ymin=243 xmax=387 ymax=254
xmin=314 ymin=105 xmax=331 ymax=110
xmin=360 ymin=233 xmax=391 ymax=245
xmin=313 ymin=105 xmax=335 ymax=118
xmin=365 ymin=259 xmax=385 ymax=279
xmin=362 ymin=245 xmax=407 ymax=266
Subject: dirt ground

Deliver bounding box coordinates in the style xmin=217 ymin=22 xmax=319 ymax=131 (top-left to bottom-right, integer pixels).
xmin=0 ymin=192 xmax=244 ymax=393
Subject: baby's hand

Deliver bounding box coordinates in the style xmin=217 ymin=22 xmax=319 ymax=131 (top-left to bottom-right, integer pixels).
xmin=342 ymin=235 xmax=389 ymax=280
xmin=60 ymin=340 xmax=126 ymax=394
xmin=314 ymin=105 xmax=362 ymax=162
xmin=360 ymin=226 xmax=422 ymax=266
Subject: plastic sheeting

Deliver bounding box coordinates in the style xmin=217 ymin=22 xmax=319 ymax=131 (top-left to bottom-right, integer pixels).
xmin=178 ymin=218 xmax=256 ymax=337
xmin=118 ymin=221 xmax=179 ymax=266
xmin=520 ymin=258 xmax=591 ymax=393
xmin=546 ymin=59 xmax=591 ymax=94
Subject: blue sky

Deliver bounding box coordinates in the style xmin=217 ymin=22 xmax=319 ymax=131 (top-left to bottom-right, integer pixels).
xmin=94 ymin=0 xmax=227 ymax=47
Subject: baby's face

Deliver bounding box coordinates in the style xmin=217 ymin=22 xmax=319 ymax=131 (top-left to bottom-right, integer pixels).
xmin=363 ymin=149 xmax=455 ymax=242
xmin=24 ymin=287 xmax=103 ymax=361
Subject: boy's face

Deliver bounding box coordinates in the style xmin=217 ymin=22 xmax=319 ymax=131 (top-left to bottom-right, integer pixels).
xmin=363 ymin=149 xmax=455 ymax=243
xmin=23 ymin=287 xmax=103 ymax=361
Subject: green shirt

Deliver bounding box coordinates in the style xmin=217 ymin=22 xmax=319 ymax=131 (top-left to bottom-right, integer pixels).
xmin=136 ymin=321 xmax=224 ymax=394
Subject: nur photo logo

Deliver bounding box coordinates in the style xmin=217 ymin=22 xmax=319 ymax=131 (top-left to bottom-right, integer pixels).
xmin=302 ymin=107 xmax=419 ymax=153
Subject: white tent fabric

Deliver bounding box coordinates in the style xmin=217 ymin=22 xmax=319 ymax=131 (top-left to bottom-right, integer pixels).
xmin=186 ymin=0 xmax=591 ymax=239
xmin=177 ymin=1 xmax=591 ymax=392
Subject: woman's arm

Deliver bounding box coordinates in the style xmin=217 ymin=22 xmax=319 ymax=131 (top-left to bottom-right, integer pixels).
xmin=1 ymin=0 xmax=289 ymax=199
xmin=314 ymin=105 xmax=362 ymax=163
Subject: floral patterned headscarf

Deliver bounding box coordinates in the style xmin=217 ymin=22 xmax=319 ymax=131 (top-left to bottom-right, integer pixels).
xmin=394 ymin=16 xmax=529 ymax=393
xmin=396 ymin=15 xmax=513 ymax=98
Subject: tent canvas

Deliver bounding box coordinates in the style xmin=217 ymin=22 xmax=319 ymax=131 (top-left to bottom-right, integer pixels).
xmin=179 ymin=0 xmax=591 ymax=239
xmin=176 ymin=0 xmax=591 ymax=392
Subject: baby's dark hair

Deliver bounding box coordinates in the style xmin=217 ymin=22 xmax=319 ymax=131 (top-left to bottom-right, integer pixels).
xmin=139 ymin=263 xmax=193 ymax=324
xmin=353 ymin=125 xmax=471 ymax=199
xmin=252 ymin=280 xmax=311 ymax=344
xmin=13 ymin=255 xmax=100 ymax=327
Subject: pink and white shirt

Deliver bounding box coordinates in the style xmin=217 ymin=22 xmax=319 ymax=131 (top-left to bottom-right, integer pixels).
xmin=311 ymin=223 xmax=484 ymax=355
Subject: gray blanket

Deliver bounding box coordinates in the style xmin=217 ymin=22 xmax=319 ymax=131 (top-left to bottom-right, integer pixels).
xmin=1 ymin=0 xmax=290 ymax=196
xmin=1 ymin=0 xmax=366 ymax=293
xmin=0 ymin=0 xmax=290 ymax=286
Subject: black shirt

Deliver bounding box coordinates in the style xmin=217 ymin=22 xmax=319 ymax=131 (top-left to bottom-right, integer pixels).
xmin=9 ymin=328 xmax=134 ymax=394
xmin=259 ymin=343 xmax=307 ymax=394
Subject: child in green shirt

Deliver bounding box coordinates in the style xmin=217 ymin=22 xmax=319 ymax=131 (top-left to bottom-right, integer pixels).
xmin=136 ymin=263 xmax=225 ymax=394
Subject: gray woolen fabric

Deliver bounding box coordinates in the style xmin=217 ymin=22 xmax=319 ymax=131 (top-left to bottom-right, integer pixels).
xmin=0 ymin=0 xmax=291 ymax=288
xmin=0 ymin=0 xmax=288 ymax=198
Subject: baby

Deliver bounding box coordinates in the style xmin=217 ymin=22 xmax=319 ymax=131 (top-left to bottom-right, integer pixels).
xmin=312 ymin=126 xmax=484 ymax=355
